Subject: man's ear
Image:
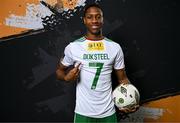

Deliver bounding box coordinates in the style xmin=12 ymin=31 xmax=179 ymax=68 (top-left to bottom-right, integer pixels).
xmin=83 ymin=17 xmax=86 ymax=24
xmin=102 ymin=17 xmax=104 ymax=25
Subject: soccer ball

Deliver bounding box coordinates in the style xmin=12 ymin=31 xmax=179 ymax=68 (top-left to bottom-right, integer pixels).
xmin=112 ymin=83 xmax=140 ymax=109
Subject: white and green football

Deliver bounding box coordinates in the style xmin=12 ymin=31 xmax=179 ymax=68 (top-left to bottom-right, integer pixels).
xmin=112 ymin=83 xmax=140 ymax=109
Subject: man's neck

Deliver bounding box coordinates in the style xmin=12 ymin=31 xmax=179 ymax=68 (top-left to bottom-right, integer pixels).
xmin=85 ymin=33 xmax=104 ymax=41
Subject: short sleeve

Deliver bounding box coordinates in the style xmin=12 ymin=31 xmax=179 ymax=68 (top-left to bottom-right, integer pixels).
xmin=61 ymin=44 xmax=74 ymax=66
xmin=114 ymin=45 xmax=125 ymax=70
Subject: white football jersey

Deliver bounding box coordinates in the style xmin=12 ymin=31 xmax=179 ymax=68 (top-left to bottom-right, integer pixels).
xmin=61 ymin=36 xmax=125 ymax=118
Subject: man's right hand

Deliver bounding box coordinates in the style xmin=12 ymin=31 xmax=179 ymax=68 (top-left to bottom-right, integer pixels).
xmin=64 ymin=63 xmax=81 ymax=81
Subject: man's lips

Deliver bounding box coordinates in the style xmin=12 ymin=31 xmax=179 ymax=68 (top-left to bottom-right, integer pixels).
xmin=91 ymin=25 xmax=100 ymax=29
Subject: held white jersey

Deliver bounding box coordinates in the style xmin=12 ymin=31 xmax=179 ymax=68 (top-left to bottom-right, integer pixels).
xmin=61 ymin=36 xmax=125 ymax=118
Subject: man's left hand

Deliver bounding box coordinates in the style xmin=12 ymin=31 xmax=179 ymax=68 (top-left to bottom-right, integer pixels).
xmin=119 ymin=105 xmax=140 ymax=114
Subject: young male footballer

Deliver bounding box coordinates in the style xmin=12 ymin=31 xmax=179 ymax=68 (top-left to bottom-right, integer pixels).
xmin=56 ymin=4 xmax=139 ymax=123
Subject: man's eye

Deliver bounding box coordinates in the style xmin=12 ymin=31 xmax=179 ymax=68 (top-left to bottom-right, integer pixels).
xmin=96 ymin=15 xmax=101 ymax=19
xmin=87 ymin=16 xmax=92 ymax=19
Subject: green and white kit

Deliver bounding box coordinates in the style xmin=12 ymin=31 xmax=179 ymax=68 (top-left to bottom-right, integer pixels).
xmin=61 ymin=36 xmax=125 ymax=118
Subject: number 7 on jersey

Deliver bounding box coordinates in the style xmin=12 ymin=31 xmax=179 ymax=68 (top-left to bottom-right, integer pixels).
xmin=89 ymin=62 xmax=104 ymax=89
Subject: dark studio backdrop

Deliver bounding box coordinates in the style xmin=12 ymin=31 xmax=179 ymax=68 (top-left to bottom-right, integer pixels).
xmin=0 ymin=0 xmax=179 ymax=122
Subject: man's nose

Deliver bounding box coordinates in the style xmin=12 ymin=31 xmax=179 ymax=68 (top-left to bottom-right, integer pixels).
xmin=92 ymin=17 xmax=98 ymax=23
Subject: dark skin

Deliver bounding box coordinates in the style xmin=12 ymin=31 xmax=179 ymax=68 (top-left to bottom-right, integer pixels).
xmin=56 ymin=6 xmax=139 ymax=114
xmin=83 ymin=6 xmax=104 ymax=40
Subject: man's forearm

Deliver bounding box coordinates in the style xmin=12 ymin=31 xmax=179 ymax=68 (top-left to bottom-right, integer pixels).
xmin=115 ymin=68 xmax=130 ymax=85
xmin=119 ymin=78 xmax=130 ymax=84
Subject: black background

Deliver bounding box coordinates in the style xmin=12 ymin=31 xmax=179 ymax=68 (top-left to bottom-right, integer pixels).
xmin=0 ymin=0 xmax=179 ymax=121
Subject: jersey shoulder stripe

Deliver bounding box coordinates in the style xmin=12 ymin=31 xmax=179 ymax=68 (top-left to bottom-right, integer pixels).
xmin=104 ymin=37 xmax=120 ymax=46
xmin=73 ymin=37 xmax=86 ymax=42
xmin=104 ymin=37 xmax=115 ymax=42
xmin=104 ymin=37 xmax=122 ymax=50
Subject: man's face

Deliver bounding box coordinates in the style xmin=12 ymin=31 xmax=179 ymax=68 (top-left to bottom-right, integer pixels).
xmin=83 ymin=7 xmax=103 ymax=35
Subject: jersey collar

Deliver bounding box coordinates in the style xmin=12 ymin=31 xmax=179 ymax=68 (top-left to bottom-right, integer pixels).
xmin=84 ymin=36 xmax=104 ymax=41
